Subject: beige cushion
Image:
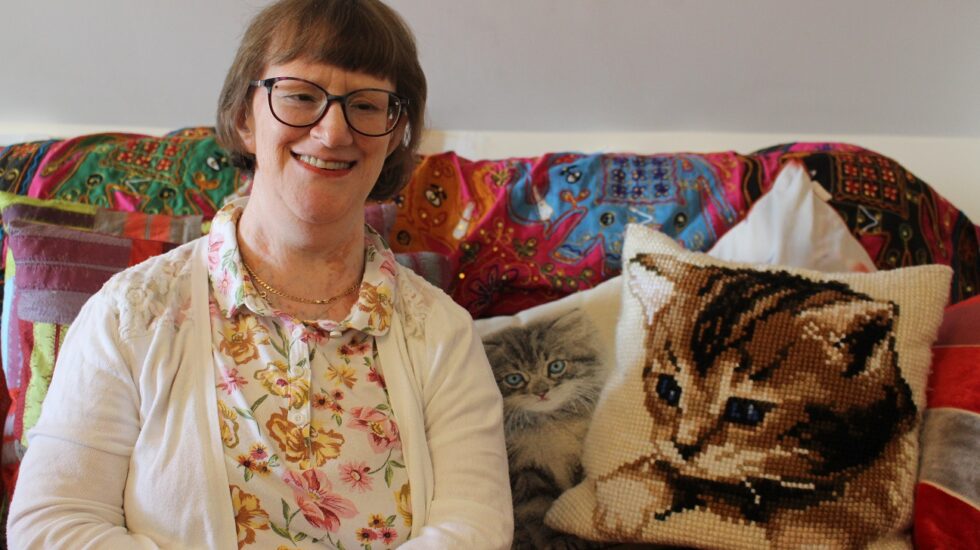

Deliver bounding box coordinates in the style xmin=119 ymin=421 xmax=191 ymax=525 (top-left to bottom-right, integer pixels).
xmin=547 ymin=224 xmax=951 ymax=549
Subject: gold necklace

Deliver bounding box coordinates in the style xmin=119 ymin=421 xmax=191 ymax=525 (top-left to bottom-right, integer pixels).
xmin=241 ymin=258 xmax=361 ymax=306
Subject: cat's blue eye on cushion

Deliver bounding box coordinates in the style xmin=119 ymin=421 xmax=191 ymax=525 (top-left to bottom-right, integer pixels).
xmin=503 ymin=373 xmax=527 ymax=388
xmin=547 ymin=360 xmax=567 ymax=376
xmin=724 ymin=397 xmax=770 ymax=426
xmin=656 ymin=374 xmax=681 ymax=407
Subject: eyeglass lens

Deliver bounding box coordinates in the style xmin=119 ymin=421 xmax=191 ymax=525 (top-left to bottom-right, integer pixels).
xmin=268 ymin=79 xmax=401 ymax=136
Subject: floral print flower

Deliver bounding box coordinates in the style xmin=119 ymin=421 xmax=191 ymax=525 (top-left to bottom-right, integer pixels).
xmin=218 ymin=399 xmax=240 ymax=448
xmin=215 ymin=271 xmax=233 ymax=296
xmin=266 ymin=408 xmax=344 ymax=469
xmin=249 ymin=443 xmax=269 ymax=461
xmin=235 ymin=445 xmax=276 ymax=482
xmin=379 ymin=255 xmax=398 ymax=278
xmin=395 ymin=483 xmax=412 ymax=527
xmin=207 ymin=236 xmax=224 ymax=271
xmin=218 ymin=367 xmax=248 ymax=394
xmin=326 ymin=364 xmax=357 ymax=389
xmin=255 ymin=360 xmax=310 ymax=407
xmin=283 ymin=469 xmax=357 ymax=532
xmin=356 ymin=527 xmax=379 ymax=542
xmin=230 ymin=485 xmax=270 ymax=549
xmin=340 ymin=461 xmax=373 ymax=492
xmin=311 ymin=392 xmax=344 ymax=426
xmin=311 ymin=392 xmax=330 ymax=409
xmin=219 ymin=316 xmax=269 ymax=365
xmin=368 ymin=514 xmax=387 ymax=529
xmin=357 ymin=282 xmax=393 ymax=332
xmin=252 ymin=461 xmax=272 ymax=476
xmin=339 ymin=337 xmax=372 ymax=359
xmin=367 ymin=365 xmax=386 ymax=389
xmin=379 ymin=527 xmax=398 ymax=545
xmin=348 ymin=407 xmax=401 ymax=453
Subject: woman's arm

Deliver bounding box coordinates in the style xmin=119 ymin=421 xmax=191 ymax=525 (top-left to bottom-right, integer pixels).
xmin=401 ymin=296 xmax=514 ymax=549
xmin=6 ymin=297 xmax=160 ymax=549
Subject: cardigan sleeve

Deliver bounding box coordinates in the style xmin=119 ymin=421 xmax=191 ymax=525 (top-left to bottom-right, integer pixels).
xmin=6 ymin=295 xmax=160 ymax=549
xmin=400 ymin=291 xmax=514 ymax=549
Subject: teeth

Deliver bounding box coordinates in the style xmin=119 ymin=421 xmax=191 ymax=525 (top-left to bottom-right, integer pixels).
xmin=298 ymin=154 xmax=353 ymax=170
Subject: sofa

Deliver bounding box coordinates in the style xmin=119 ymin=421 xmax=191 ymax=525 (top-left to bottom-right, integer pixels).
xmin=0 ymin=128 xmax=976 ymax=548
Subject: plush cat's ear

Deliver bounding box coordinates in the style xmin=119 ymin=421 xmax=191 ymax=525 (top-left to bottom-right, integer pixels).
xmin=626 ymin=258 xmax=676 ymax=326
xmin=799 ymin=300 xmax=897 ymax=377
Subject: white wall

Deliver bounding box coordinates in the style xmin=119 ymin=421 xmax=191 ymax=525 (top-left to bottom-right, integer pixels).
xmin=1 ymin=1 xmax=978 ymax=216
xmin=392 ymin=0 xmax=980 ymax=137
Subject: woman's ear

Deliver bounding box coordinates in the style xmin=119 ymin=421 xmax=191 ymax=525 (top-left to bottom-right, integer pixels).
xmin=386 ymin=120 xmax=408 ymax=157
xmin=237 ymin=109 xmax=256 ymax=154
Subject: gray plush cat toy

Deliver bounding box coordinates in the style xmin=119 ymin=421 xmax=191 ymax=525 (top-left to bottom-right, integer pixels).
xmin=483 ymin=309 xmax=607 ymax=550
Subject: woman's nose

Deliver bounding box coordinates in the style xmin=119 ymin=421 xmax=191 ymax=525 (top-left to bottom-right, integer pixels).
xmin=310 ymin=102 xmax=354 ymax=148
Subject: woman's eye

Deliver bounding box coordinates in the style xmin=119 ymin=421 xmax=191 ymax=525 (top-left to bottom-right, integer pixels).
xmin=547 ymin=360 xmax=566 ymax=376
xmin=503 ymin=374 xmax=525 ymax=388
xmin=349 ymin=100 xmax=383 ymax=113
xmin=283 ymin=93 xmax=319 ymax=104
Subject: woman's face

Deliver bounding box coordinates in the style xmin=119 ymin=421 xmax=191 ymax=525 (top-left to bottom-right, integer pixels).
xmin=239 ymin=58 xmax=402 ymax=230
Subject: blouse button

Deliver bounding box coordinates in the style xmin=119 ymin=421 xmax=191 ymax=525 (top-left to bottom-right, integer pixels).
xmin=289 ymin=410 xmax=308 ymax=425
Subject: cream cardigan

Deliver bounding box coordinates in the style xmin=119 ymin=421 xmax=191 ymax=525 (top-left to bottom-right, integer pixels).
xmin=7 ymin=238 xmax=513 ymax=549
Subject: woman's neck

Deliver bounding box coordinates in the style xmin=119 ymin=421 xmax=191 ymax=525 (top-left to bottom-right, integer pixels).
xmin=236 ymin=202 xmax=366 ymax=322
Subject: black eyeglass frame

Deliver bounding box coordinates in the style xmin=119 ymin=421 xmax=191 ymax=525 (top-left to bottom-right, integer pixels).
xmin=249 ymin=76 xmax=409 ymax=137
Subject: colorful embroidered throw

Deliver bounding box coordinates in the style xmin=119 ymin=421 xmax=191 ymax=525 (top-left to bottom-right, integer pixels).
xmin=391 ymin=145 xmax=979 ymax=319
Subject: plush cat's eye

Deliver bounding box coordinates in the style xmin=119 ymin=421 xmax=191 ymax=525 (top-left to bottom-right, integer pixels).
xmin=547 ymin=360 xmax=567 ymax=376
xmin=503 ymin=373 xmax=527 ymax=388
xmin=656 ymin=374 xmax=682 ymax=407
xmin=723 ymin=397 xmax=770 ymax=426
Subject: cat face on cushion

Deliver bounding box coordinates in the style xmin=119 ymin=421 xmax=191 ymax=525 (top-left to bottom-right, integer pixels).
xmin=626 ymin=253 xmax=916 ymax=495
xmin=484 ymin=309 xmax=604 ymax=427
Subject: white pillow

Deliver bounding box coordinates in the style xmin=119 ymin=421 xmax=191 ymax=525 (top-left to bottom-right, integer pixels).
xmin=708 ymin=161 xmax=876 ymax=272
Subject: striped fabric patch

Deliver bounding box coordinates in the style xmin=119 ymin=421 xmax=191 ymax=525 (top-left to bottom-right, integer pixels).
xmin=0 ymin=194 xmax=203 ymax=502
xmin=0 ymin=199 xmax=202 ymax=244
xmin=915 ymin=295 xmax=980 ymax=549
xmin=6 ymin=220 xmax=175 ymax=323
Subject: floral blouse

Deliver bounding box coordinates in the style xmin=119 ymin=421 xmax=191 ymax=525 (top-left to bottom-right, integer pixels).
xmin=207 ymin=202 xmax=411 ymax=549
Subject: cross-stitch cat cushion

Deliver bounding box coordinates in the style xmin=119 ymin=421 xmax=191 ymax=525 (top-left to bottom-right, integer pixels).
xmin=547 ymin=224 xmax=951 ymax=548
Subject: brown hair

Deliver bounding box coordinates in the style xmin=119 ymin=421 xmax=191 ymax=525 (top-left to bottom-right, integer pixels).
xmin=216 ymin=0 xmax=426 ymax=200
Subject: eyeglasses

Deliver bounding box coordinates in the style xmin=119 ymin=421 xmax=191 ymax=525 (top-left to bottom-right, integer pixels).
xmin=249 ymin=77 xmax=409 ymax=137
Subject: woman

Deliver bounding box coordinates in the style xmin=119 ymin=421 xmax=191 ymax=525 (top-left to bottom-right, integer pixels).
xmin=7 ymin=0 xmax=513 ymax=548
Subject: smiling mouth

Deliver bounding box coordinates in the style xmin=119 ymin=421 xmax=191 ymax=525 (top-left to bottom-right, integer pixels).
xmin=296 ymin=153 xmax=355 ymax=170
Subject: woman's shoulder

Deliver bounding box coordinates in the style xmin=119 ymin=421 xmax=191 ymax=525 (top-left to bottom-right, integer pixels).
xmin=394 ymin=263 xmax=473 ymax=340
xmin=95 ymin=238 xmax=204 ymax=335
